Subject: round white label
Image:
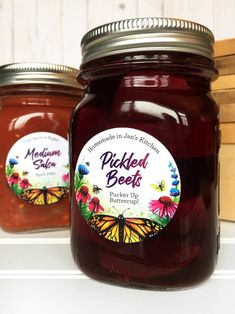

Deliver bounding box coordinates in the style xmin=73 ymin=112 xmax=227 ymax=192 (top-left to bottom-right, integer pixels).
xmin=74 ymin=127 xmax=181 ymax=243
xmin=6 ymin=132 xmax=69 ymax=205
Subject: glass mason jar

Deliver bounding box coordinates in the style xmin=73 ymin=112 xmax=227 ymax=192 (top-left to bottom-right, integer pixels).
xmin=70 ymin=18 xmax=220 ymax=289
xmin=0 ymin=63 xmax=83 ymax=232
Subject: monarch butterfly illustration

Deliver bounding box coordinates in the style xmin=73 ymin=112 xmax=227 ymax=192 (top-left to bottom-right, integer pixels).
xmin=21 ymin=186 xmax=68 ymax=205
xmin=151 ymin=180 xmax=166 ymax=192
xmin=92 ymin=184 xmax=102 ymax=195
xmin=88 ymin=213 xmax=162 ymax=243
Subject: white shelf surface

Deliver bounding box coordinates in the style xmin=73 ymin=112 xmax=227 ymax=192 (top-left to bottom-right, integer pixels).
xmin=0 ymin=221 xmax=235 ymax=314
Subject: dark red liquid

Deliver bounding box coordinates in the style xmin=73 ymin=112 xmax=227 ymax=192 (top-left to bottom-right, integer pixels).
xmin=70 ymin=53 xmax=219 ymax=289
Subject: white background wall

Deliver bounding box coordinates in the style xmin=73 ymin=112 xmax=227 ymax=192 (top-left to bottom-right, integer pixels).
xmin=0 ymin=0 xmax=234 ymax=69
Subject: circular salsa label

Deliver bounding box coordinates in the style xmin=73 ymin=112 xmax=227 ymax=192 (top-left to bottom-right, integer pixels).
xmin=6 ymin=132 xmax=69 ymax=206
xmin=74 ymin=127 xmax=181 ymax=243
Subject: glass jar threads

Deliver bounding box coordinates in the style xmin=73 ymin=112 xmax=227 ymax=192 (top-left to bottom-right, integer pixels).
xmin=0 ymin=63 xmax=83 ymax=232
xmin=70 ymin=17 xmax=219 ymax=289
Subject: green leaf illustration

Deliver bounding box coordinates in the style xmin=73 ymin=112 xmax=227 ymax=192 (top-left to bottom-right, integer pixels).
xmin=6 ymin=165 xmax=14 ymax=177
xmin=79 ymin=202 xmax=93 ymax=221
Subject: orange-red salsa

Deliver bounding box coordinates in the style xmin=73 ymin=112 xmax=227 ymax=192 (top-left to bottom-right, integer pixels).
xmin=0 ymin=64 xmax=83 ymax=232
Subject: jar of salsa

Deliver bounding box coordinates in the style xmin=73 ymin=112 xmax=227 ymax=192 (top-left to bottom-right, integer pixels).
xmin=70 ymin=17 xmax=220 ymax=289
xmin=0 ymin=63 xmax=83 ymax=232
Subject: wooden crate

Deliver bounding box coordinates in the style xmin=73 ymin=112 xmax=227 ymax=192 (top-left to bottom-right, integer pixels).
xmin=219 ymin=144 xmax=235 ymax=221
xmin=213 ymin=38 xmax=235 ymax=221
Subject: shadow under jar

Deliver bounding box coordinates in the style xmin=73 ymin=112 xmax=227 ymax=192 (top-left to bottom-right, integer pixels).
xmin=0 ymin=63 xmax=83 ymax=232
xmin=70 ymin=17 xmax=220 ymax=290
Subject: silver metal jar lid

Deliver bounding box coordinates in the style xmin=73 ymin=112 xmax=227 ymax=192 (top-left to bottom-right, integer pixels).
xmin=0 ymin=62 xmax=82 ymax=89
xmin=81 ymin=17 xmax=215 ymax=65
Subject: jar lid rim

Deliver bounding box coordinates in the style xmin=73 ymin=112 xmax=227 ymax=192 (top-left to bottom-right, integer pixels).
xmin=0 ymin=62 xmax=83 ymax=90
xmin=81 ymin=17 xmax=215 ymax=64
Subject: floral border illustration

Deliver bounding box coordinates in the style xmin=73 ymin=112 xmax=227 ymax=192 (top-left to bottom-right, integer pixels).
xmin=75 ymin=161 xmax=181 ymax=229
xmin=6 ymin=157 xmax=69 ymax=203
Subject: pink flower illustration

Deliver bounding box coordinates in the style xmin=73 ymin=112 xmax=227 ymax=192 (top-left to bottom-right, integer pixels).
xmin=149 ymin=196 xmax=177 ymax=218
xmin=20 ymin=178 xmax=32 ymax=189
xmin=88 ymin=196 xmax=104 ymax=214
xmin=62 ymin=173 xmax=69 ymax=182
xmin=76 ymin=185 xmax=91 ymax=204
xmin=8 ymin=172 xmax=21 ymax=185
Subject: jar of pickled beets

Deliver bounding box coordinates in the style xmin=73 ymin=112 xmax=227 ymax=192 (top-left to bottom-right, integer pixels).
xmin=70 ymin=17 xmax=220 ymax=289
xmin=0 ymin=63 xmax=83 ymax=232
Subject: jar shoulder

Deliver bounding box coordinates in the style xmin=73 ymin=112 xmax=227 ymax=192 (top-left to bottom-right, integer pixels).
xmin=72 ymin=88 xmax=218 ymax=123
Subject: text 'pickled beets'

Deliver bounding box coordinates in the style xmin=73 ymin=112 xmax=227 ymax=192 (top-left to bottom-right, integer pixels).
xmin=100 ymin=151 xmax=150 ymax=188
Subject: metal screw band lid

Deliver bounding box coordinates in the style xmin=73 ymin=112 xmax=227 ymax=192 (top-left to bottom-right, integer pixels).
xmin=0 ymin=62 xmax=82 ymax=89
xmin=81 ymin=17 xmax=215 ymax=65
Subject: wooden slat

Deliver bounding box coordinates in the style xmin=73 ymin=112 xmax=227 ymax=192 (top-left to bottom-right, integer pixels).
xmin=0 ymin=0 xmax=13 ymax=64
xmin=216 ymin=55 xmax=235 ymax=76
xmin=212 ymin=74 xmax=235 ymax=91
xmin=163 ymin=0 xmax=214 ymax=32
xmin=219 ymin=144 xmax=235 ymax=221
xmin=137 ymin=0 xmax=163 ymax=17
xmin=220 ymin=103 xmax=235 ymax=123
xmin=213 ymin=89 xmax=235 ymax=105
xmin=220 ymin=123 xmax=235 ymax=144
xmin=12 ymin=0 xmax=37 ymax=62
xmin=2 ymin=0 xmax=235 ymax=67
xmin=214 ymin=38 xmax=235 ymax=57
xmin=214 ymin=0 xmax=235 ymax=40
xmin=61 ymin=0 xmax=87 ymax=68
xmin=87 ymin=0 xmax=138 ymax=30
xmin=36 ymin=0 xmax=63 ymax=64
